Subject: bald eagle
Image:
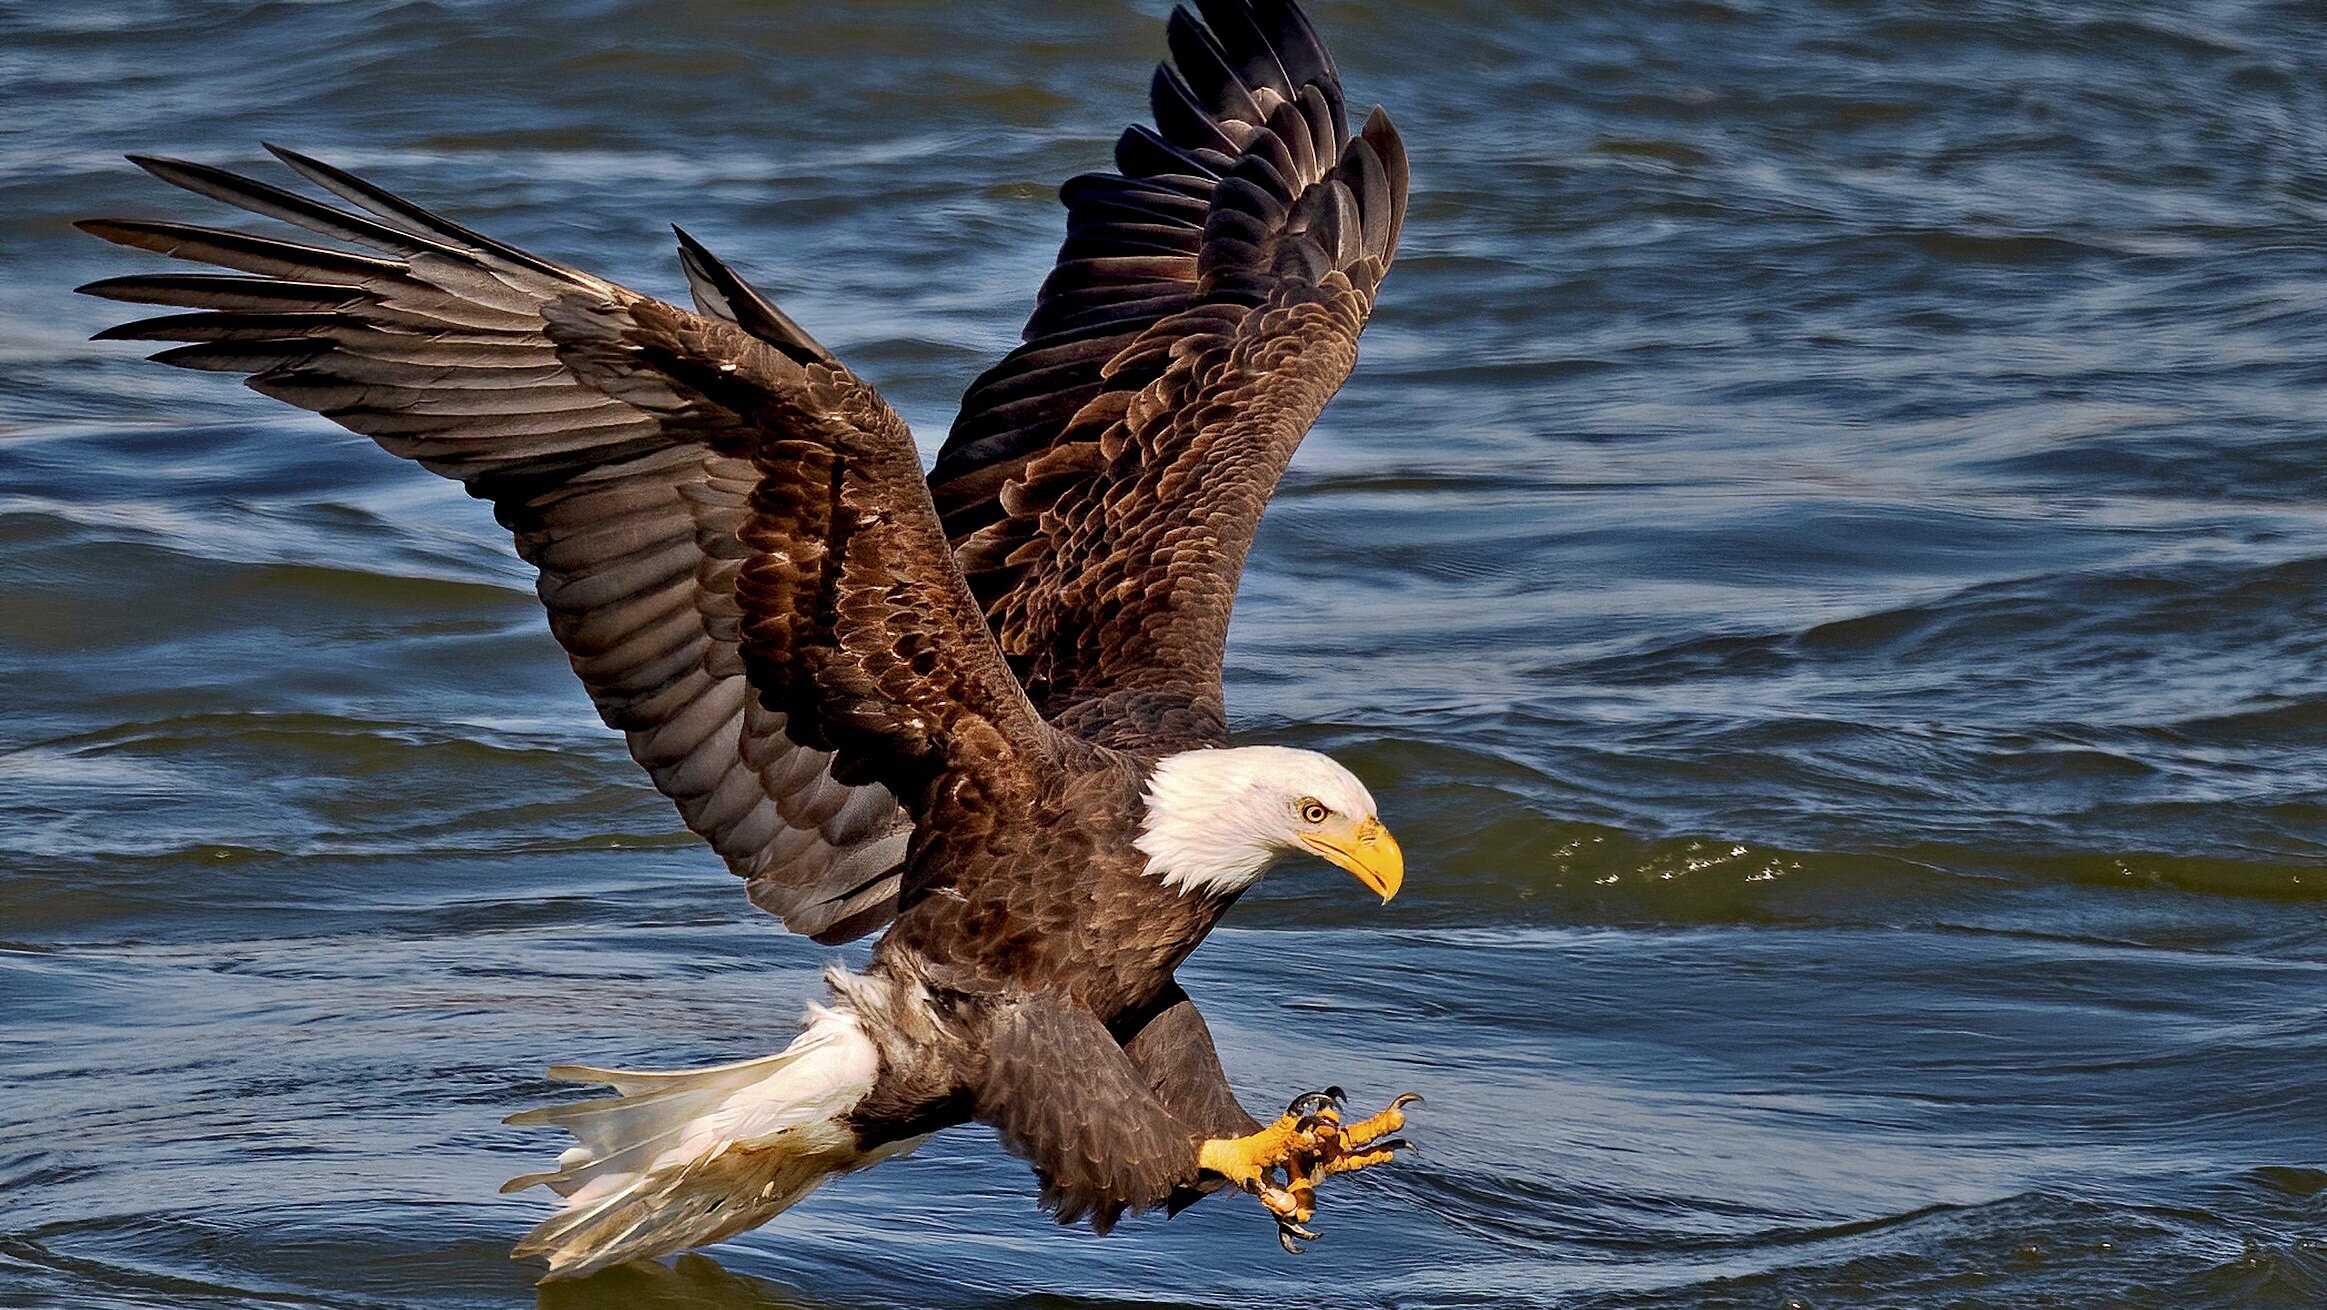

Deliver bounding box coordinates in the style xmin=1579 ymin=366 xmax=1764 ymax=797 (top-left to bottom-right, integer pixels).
xmin=78 ymin=0 xmax=1414 ymax=1281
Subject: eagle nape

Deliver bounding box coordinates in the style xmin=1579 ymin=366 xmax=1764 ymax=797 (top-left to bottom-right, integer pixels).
xmin=1198 ymin=1090 xmax=1424 ymax=1252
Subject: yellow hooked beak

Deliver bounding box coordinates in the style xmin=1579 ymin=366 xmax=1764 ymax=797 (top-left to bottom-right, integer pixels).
xmin=1300 ymin=817 xmax=1404 ymax=903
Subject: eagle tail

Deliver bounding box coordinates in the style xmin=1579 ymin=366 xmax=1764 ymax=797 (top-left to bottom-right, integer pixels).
xmin=501 ymin=1002 xmax=895 ymax=1282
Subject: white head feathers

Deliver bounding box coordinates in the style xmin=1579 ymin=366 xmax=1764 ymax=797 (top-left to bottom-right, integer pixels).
xmin=1135 ymin=746 xmax=1387 ymax=899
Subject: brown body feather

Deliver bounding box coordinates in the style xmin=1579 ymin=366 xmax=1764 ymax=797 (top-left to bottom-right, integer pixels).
xmin=80 ymin=0 xmax=1403 ymax=1235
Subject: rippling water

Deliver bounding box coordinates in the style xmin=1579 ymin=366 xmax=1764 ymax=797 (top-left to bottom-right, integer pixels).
xmin=5 ymin=1 xmax=2324 ymax=1306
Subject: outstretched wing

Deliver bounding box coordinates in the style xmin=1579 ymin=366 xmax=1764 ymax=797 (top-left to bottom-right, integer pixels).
xmin=928 ymin=0 xmax=1407 ymax=749
xmin=79 ymin=150 xmax=1050 ymax=943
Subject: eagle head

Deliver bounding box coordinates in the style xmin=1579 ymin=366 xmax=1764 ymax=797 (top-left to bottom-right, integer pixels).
xmin=1135 ymin=746 xmax=1404 ymax=902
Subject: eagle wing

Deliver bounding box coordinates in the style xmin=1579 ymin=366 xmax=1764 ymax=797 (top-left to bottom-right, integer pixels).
xmin=928 ymin=0 xmax=1408 ymax=749
xmin=78 ymin=150 xmax=1052 ymax=943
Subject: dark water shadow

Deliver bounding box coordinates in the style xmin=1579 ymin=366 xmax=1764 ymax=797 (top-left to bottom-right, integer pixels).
xmin=534 ymin=1250 xmax=1224 ymax=1310
xmin=537 ymin=1253 xmax=820 ymax=1310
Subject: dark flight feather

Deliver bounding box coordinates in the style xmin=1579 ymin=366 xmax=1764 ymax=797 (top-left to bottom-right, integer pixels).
xmin=670 ymin=225 xmax=836 ymax=367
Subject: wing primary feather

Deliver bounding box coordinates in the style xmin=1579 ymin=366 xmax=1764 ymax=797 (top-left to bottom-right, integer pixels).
xmin=1114 ymin=125 xmax=1227 ymax=186
xmin=92 ymin=310 xmax=359 ymax=342
xmin=261 ymin=143 xmax=586 ymax=282
xmin=1192 ymin=0 xmax=1299 ymax=99
xmin=147 ymin=339 xmax=323 ymax=373
xmin=75 ymin=218 xmax=402 ymax=281
xmin=1165 ymin=7 xmax=1265 ymax=124
xmin=76 ymin=273 xmax=362 ymax=311
xmin=1148 ymin=65 xmax=1240 ymax=157
xmin=670 ymin=225 xmax=834 ymax=365
xmin=126 ymin=154 xmax=460 ymax=259
xmin=1247 ymin=0 xmax=1339 ymax=88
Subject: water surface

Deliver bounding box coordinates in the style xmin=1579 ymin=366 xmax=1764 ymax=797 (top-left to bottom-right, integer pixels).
xmin=3 ymin=1 xmax=2323 ymax=1307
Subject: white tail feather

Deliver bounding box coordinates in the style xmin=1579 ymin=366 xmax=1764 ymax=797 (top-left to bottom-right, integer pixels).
xmin=504 ymin=1003 xmax=893 ymax=1281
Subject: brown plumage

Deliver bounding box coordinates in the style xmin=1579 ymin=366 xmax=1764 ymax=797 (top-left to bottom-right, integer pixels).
xmin=80 ymin=0 xmax=1411 ymax=1279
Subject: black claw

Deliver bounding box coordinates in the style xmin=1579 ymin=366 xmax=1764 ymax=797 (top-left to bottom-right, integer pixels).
xmin=1276 ymin=1218 xmax=1320 ymax=1253
xmin=1286 ymin=1091 xmax=1339 ymax=1120
xmin=1324 ymin=1085 xmax=1347 ymax=1107
xmin=1389 ymin=1092 xmax=1424 ymax=1111
xmin=1373 ymin=1137 xmax=1413 ymax=1153
xmin=1295 ymin=1112 xmax=1332 ymax=1134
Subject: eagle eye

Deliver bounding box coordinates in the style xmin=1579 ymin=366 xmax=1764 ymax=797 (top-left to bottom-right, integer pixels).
xmin=1297 ymin=798 xmax=1330 ymax=825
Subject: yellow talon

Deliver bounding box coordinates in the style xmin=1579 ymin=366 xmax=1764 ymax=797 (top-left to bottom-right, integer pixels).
xmin=1285 ymin=1162 xmax=1321 ymax=1222
xmin=1340 ymin=1092 xmax=1421 ymax=1150
xmin=1323 ymin=1144 xmax=1399 ymax=1176
xmin=1196 ymin=1114 xmax=1313 ymax=1189
xmin=1256 ymin=1181 xmax=1305 ymax=1222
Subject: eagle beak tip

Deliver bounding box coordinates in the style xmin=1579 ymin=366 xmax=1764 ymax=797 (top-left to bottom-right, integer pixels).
xmin=1305 ymin=820 xmax=1403 ymax=903
xmin=1369 ymin=821 xmax=1404 ymax=904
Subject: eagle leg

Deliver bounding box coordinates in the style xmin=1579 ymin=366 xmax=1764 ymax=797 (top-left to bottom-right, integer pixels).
xmin=1197 ymin=1087 xmax=1422 ymax=1248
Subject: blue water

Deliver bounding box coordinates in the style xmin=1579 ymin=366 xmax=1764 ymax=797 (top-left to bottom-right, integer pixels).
xmin=3 ymin=1 xmax=2323 ymax=1307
